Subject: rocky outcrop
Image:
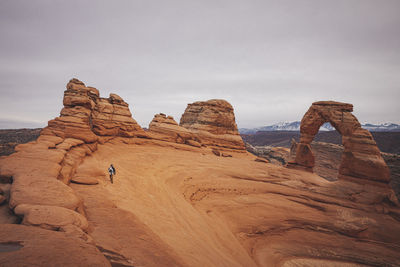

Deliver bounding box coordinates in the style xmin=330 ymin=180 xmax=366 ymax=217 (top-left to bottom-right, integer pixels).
xmin=0 ymin=224 xmax=110 ymax=267
xmin=1 ymin=78 xmax=146 ymax=212
xmin=245 ymin=143 xmax=289 ymax=165
xmin=92 ymin=93 xmax=145 ymax=138
xmin=288 ymin=101 xmax=391 ymax=184
xmin=0 ymin=78 xmax=148 ymax=266
xmin=41 ymin=79 xmax=98 ymax=143
xmin=290 ymin=140 xmax=400 ymax=197
xmin=1 ymin=87 xmax=400 ymax=266
xmin=14 ymin=204 xmax=89 ymax=231
xmin=179 ymin=99 xmax=245 ymax=150
xmin=148 ymin=113 xmax=201 ymax=147
xmin=42 ymin=78 xmax=146 ymax=140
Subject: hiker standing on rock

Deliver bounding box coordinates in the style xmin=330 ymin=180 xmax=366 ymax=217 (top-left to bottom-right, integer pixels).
xmin=108 ymin=164 xmax=116 ymax=183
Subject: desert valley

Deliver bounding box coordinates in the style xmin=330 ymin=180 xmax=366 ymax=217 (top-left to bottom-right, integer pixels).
xmin=0 ymin=79 xmax=399 ymax=266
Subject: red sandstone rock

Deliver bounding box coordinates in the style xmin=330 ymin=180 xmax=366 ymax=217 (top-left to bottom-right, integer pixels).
xmin=294 ymin=143 xmax=315 ymax=167
xmin=14 ymin=204 xmax=89 ymax=231
xmin=289 ymin=101 xmax=390 ymax=184
xmin=43 ymin=78 xmax=146 ymax=141
xmin=0 ymin=195 xmax=6 ymax=205
xmin=92 ymin=94 xmax=145 ymax=138
xmin=255 ymin=157 xmax=268 ymax=163
xmin=0 ymin=78 xmax=149 ymax=262
xmin=0 ymin=224 xmax=110 ymax=267
xmin=42 ymin=79 xmax=98 ymax=143
xmin=71 ymin=176 xmax=99 ymax=185
xmin=1 ymin=82 xmax=399 ymax=266
xmin=148 ymin=113 xmax=201 ymax=146
xmin=180 ymin=99 xmax=245 ymax=150
xmin=212 ymin=149 xmax=221 ymax=156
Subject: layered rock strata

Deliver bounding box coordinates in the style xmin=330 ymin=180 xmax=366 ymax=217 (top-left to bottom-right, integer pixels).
xmin=42 ymin=78 xmax=145 ymax=140
xmin=288 ymin=101 xmax=390 ymax=184
xmin=179 ymin=99 xmax=245 ymax=150
xmin=148 ymin=113 xmax=201 ymax=147
xmin=92 ymin=93 xmax=145 ymax=137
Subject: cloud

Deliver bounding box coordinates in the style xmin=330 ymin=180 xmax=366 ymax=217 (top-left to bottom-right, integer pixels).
xmin=0 ymin=0 xmax=399 ymax=129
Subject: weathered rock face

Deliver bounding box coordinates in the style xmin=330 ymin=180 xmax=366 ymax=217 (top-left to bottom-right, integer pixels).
xmin=179 ymin=99 xmax=245 ymax=150
xmin=38 ymin=78 xmax=146 ymax=184
xmin=245 ymin=143 xmax=290 ymax=166
xmin=290 ymin=140 xmax=400 ymax=194
xmin=92 ymin=94 xmax=145 ymax=137
xmin=42 ymin=79 xmax=98 ymax=143
xmin=288 ymin=101 xmax=390 ymax=184
xmin=148 ymin=113 xmax=201 ymax=147
xmin=42 ymin=78 xmax=145 ymax=140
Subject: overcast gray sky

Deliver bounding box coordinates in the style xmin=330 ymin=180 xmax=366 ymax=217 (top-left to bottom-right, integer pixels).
xmin=0 ymin=0 xmax=399 ymax=129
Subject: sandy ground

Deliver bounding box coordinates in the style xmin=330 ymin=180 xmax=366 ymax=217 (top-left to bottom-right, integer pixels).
xmin=71 ymin=138 xmax=400 ymax=267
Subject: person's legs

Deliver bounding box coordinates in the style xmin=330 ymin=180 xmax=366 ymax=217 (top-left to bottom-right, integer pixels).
xmin=110 ymin=174 xmax=113 ymax=184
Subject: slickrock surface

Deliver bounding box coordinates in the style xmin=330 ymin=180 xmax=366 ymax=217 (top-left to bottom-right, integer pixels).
xmin=289 ymin=101 xmax=391 ymax=184
xmin=180 ymin=99 xmax=245 ymax=150
xmin=0 ymin=224 xmax=110 ymax=267
xmin=68 ymin=139 xmax=400 ymax=267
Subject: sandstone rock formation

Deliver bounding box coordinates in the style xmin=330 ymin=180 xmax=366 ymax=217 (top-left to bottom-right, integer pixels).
xmin=290 ymin=140 xmax=400 ymax=197
xmin=0 ymin=224 xmax=110 ymax=267
xmin=288 ymin=101 xmax=391 ymax=184
xmin=148 ymin=113 xmax=201 ymax=147
xmin=42 ymin=78 xmax=146 ymax=141
xmin=180 ymin=99 xmax=245 ymax=150
xmin=92 ymin=93 xmax=144 ymax=137
xmin=1 ymin=83 xmax=400 ymax=266
xmin=0 ymin=78 xmax=149 ymax=266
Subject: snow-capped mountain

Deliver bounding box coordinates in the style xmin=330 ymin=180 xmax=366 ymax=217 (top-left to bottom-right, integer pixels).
xmin=362 ymin=123 xmax=400 ymax=132
xmin=239 ymin=122 xmax=400 ymax=134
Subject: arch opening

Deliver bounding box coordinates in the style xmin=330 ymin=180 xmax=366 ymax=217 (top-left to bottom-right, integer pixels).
xmin=311 ymin=122 xmax=342 ymax=181
xmin=288 ymin=101 xmax=390 ymax=184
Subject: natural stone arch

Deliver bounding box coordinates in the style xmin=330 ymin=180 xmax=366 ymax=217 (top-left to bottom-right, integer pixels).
xmin=288 ymin=101 xmax=390 ymax=183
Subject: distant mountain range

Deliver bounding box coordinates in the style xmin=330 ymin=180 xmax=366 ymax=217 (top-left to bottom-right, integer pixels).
xmin=239 ymin=122 xmax=400 ymax=134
